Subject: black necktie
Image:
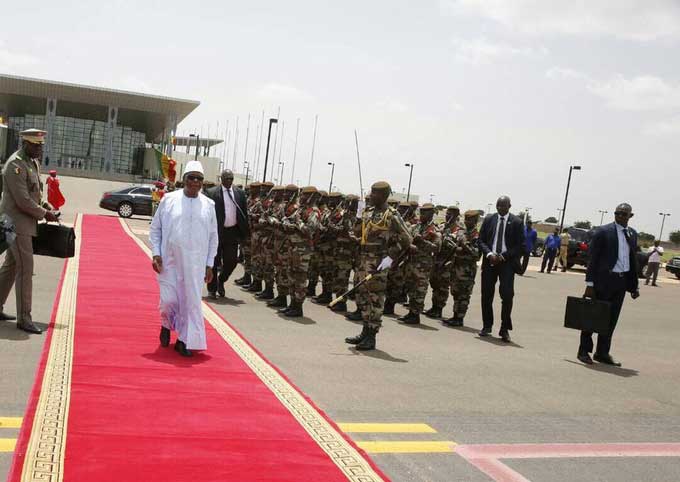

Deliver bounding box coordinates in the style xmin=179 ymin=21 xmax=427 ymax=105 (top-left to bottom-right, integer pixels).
xmin=495 ymin=217 xmax=505 ymax=253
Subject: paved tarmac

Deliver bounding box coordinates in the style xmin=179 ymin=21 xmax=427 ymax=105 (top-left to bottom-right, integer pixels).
xmin=1 ymin=175 xmax=679 ymax=481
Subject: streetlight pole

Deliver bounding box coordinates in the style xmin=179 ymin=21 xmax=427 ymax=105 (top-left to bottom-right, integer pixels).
xmin=598 ymin=210 xmax=608 ymax=226
xmin=327 ymin=162 xmax=335 ymax=193
xmin=557 ymin=208 xmax=564 ymax=224
xmin=404 ymin=163 xmax=414 ymax=202
xmin=559 ymin=165 xmax=581 ymax=232
xmin=524 ymin=207 xmax=532 ymax=225
xmin=487 ymin=203 xmax=492 ymax=215
xmin=189 ymin=134 xmax=200 ymax=161
xmin=659 ymin=212 xmax=671 ymax=240
xmin=262 ymin=118 xmax=278 ymax=182
xmin=278 ymin=161 xmax=285 ymax=185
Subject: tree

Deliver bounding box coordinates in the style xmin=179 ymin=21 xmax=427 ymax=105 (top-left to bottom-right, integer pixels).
xmin=544 ymin=216 xmax=558 ymax=223
xmin=670 ymin=230 xmax=680 ymax=245
xmin=573 ymin=220 xmax=592 ymax=229
xmin=638 ymin=232 xmax=655 ymax=248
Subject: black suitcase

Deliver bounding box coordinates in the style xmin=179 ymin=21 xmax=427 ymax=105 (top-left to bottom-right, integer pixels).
xmin=564 ymin=296 xmax=611 ymax=334
xmin=32 ymin=222 xmax=76 ymax=258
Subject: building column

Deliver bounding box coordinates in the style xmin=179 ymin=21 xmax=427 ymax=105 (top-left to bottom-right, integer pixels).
xmin=103 ymin=106 xmax=118 ymax=172
xmin=165 ymin=114 xmax=178 ymax=157
xmin=44 ymin=97 xmax=57 ymax=166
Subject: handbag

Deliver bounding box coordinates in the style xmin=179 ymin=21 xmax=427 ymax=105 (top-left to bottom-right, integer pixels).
xmin=32 ymin=222 xmax=76 ymax=258
xmin=564 ymin=296 xmax=611 ymax=334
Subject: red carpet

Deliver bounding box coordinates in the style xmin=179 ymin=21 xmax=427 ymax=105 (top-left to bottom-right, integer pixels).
xmin=9 ymin=215 xmax=387 ymax=482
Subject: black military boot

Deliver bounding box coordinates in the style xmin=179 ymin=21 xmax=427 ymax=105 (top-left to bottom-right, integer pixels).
xmin=267 ymin=295 xmax=287 ymax=308
xmin=330 ymin=299 xmax=347 ymax=312
xmin=235 ymin=272 xmax=251 ymax=286
xmin=285 ymin=300 xmax=304 ymax=317
xmin=313 ymin=290 xmax=333 ymax=305
xmin=356 ymin=327 xmax=378 ymax=351
xmin=424 ymin=306 xmax=442 ymax=319
xmin=345 ymin=324 xmax=369 ymax=344
xmin=246 ymin=279 xmax=262 ymax=292
xmin=383 ymin=300 xmax=395 ymax=315
xmin=447 ymin=315 xmax=464 ymax=327
xmin=257 ymin=285 xmax=275 ymax=300
xmin=399 ymin=311 xmax=420 ymax=325
xmin=306 ymin=281 xmax=317 ymax=297
xmin=346 ymin=308 xmax=363 ymax=321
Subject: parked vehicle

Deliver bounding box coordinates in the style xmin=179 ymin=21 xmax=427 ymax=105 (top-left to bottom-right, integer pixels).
xmin=636 ymin=249 xmax=649 ymax=278
xmin=565 ymin=227 xmax=593 ymax=268
xmin=99 ymin=185 xmax=153 ymax=218
xmin=532 ymin=237 xmax=545 ymax=257
xmin=665 ymin=256 xmax=680 ymax=279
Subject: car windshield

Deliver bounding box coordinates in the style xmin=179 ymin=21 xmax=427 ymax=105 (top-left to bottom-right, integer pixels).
xmin=568 ymin=228 xmax=591 ymax=242
xmin=114 ymin=187 xmax=135 ymax=194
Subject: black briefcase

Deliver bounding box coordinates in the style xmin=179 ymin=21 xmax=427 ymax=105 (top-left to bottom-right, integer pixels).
xmin=564 ymin=296 xmax=611 ymax=334
xmin=32 ymin=222 xmax=76 ymax=258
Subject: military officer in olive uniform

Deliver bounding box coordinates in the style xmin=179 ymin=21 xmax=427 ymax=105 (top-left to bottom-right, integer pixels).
xmin=0 ymin=129 xmax=60 ymax=334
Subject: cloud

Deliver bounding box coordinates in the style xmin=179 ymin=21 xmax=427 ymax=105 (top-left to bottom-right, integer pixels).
xmin=452 ymin=37 xmax=547 ymax=64
xmin=256 ymin=83 xmax=313 ymax=102
xmin=375 ymin=99 xmax=408 ymax=113
xmin=443 ymin=0 xmax=680 ymax=41
xmin=644 ymin=117 xmax=680 ymax=136
xmin=547 ymin=68 xmax=680 ymax=111
xmin=0 ymin=40 xmax=39 ymax=69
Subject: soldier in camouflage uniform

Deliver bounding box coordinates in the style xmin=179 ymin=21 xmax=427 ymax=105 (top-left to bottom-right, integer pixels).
xmin=313 ymin=192 xmax=343 ymax=305
xmin=253 ymin=185 xmax=283 ymax=299
xmin=344 ymin=182 xmax=412 ymax=351
xmin=425 ymin=206 xmax=461 ymax=319
xmin=267 ymin=184 xmax=299 ymax=308
xmin=387 ymin=198 xmax=399 ymax=209
xmin=246 ymin=181 xmax=274 ymax=293
xmin=235 ymin=182 xmax=261 ymax=286
xmin=384 ymin=201 xmax=415 ymax=314
xmin=281 ymin=186 xmax=321 ymax=317
xmin=399 ymin=203 xmax=442 ymax=324
xmin=306 ymin=191 xmax=328 ymax=296
xmin=326 ymin=194 xmax=359 ymax=312
xmin=443 ymin=210 xmax=481 ymax=326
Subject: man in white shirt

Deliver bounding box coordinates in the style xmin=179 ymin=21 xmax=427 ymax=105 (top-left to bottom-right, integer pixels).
xmin=645 ymin=240 xmax=664 ymax=287
xmin=150 ymin=161 xmax=218 ymax=357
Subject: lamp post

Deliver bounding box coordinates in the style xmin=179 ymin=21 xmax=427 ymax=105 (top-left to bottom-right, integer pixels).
xmin=557 ymin=208 xmax=564 ymax=224
xmin=659 ymin=212 xmax=671 ymax=240
xmin=262 ymin=118 xmax=278 ymax=182
xmin=598 ymin=209 xmax=608 ymax=226
xmin=404 ymin=163 xmax=414 ymax=202
xmin=189 ymin=133 xmax=200 ymax=161
xmin=327 ymin=162 xmax=335 ymax=193
xmin=487 ymin=203 xmax=492 ymax=215
xmin=524 ymin=207 xmax=532 ymax=225
xmin=559 ymin=165 xmax=581 ymax=232
xmin=278 ymin=161 xmax=285 ymax=185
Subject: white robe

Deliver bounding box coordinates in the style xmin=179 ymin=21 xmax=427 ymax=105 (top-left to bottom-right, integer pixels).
xmin=149 ymin=190 xmax=218 ymax=350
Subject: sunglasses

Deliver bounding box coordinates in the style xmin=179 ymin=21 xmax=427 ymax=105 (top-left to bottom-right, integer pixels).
xmin=186 ymin=175 xmax=204 ymax=182
xmin=614 ymin=211 xmax=630 ymax=216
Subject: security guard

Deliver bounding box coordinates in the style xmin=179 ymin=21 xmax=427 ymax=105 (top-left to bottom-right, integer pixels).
xmin=0 ymin=129 xmax=60 ymax=334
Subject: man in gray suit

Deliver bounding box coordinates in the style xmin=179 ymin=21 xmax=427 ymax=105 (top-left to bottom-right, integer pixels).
xmin=0 ymin=129 xmax=60 ymax=334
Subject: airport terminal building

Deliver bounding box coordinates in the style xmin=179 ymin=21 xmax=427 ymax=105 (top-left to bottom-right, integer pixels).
xmin=0 ymin=74 xmax=222 ymax=181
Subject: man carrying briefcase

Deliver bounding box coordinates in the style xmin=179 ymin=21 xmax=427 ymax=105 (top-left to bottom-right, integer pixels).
xmin=0 ymin=129 xmax=60 ymax=334
xmin=578 ymin=203 xmax=640 ymax=366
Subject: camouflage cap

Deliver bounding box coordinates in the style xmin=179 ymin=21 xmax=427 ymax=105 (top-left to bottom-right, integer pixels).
xmin=271 ymin=185 xmax=284 ymax=192
xmin=420 ymin=203 xmax=435 ymax=211
xmin=409 ymin=200 xmax=419 ymax=208
xmin=464 ymin=209 xmax=480 ymax=219
xmin=328 ymin=192 xmax=343 ymax=198
xmin=447 ymin=205 xmax=460 ymax=212
xmin=371 ymin=181 xmax=391 ymax=192
xmin=285 ymin=184 xmax=299 ymax=192
xmin=301 ymin=186 xmax=318 ymax=194
xmin=261 ymin=181 xmax=275 ymax=187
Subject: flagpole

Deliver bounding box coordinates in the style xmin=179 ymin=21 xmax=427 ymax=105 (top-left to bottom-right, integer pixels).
xmin=242 ymin=113 xmax=251 ymax=174
xmin=307 ymin=114 xmax=318 ymax=185
xmin=354 ymin=129 xmax=364 ymax=200
xmin=231 ymin=116 xmax=239 ymax=171
xmin=291 ymin=117 xmax=300 ymax=184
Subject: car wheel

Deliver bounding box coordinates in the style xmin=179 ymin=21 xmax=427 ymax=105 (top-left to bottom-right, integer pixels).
xmin=534 ymin=246 xmax=544 ymax=257
xmin=118 ymin=202 xmax=133 ymax=218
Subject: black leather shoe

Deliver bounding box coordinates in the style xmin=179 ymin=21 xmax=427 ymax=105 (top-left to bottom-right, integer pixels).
xmin=284 ymin=301 xmax=303 ymax=317
xmin=217 ymin=284 xmax=226 ymax=297
xmin=478 ymin=329 xmax=491 ymax=337
xmin=17 ymin=321 xmax=42 ymax=334
xmin=208 ymin=291 xmax=218 ymax=300
xmin=246 ymin=280 xmax=263 ymax=292
xmin=268 ymin=295 xmax=288 ymax=308
xmin=345 ymin=325 xmax=369 ymax=344
xmin=159 ymin=327 xmax=170 ymax=347
xmin=499 ymin=330 xmax=511 ymax=343
xmin=256 ymin=287 xmax=275 ymax=300
xmin=399 ymin=311 xmax=420 ymax=325
xmin=447 ymin=317 xmax=464 ymax=327
xmin=346 ymin=309 xmax=363 ymax=321
xmin=594 ymin=353 xmax=622 ymax=367
xmin=174 ymin=340 xmax=193 ymax=357
xmin=356 ymin=327 xmax=377 ymax=351
xmin=577 ymin=353 xmax=594 ymax=365
xmin=383 ymin=300 xmax=395 ymax=315
xmin=330 ymin=301 xmax=347 ymax=312
xmin=0 ymin=312 xmax=17 ymax=321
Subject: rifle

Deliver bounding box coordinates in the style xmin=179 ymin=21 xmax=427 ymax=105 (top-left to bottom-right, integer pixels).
xmin=328 ymin=248 xmax=410 ymax=308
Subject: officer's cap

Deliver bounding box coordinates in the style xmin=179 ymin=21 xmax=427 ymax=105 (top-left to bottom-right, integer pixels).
xmin=371 ymin=181 xmax=391 ymax=192
xmin=285 ymin=184 xmax=299 ymax=192
xmin=20 ymin=128 xmax=47 ymax=145
xmin=301 ymin=186 xmax=318 ymax=194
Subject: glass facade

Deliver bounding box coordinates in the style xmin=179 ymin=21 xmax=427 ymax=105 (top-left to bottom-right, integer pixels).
xmin=7 ymin=114 xmax=146 ymax=174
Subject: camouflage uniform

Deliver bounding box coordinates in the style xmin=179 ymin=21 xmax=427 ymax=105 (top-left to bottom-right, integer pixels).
xmin=328 ymin=196 xmax=358 ymax=299
xmin=307 ymin=192 xmax=328 ymax=290
xmin=448 ymin=214 xmax=480 ymax=321
xmin=313 ymin=195 xmax=341 ymax=301
xmin=431 ymin=222 xmax=461 ymax=309
xmin=248 ymin=182 xmax=274 ymax=290
xmin=385 ymin=202 xmax=414 ymax=307
xmin=403 ymin=210 xmax=441 ymax=317
xmin=259 ymin=188 xmax=284 ymax=296
xmin=239 ymin=185 xmax=259 ymax=281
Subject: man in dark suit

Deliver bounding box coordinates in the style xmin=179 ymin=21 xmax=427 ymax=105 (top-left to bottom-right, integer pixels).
xmin=207 ymin=170 xmax=249 ymax=298
xmin=578 ymin=203 xmax=640 ymax=366
xmin=478 ymin=196 xmax=526 ymax=342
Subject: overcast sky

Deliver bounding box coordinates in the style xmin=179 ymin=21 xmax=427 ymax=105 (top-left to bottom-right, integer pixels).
xmin=2 ymin=0 xmax=679 ymax=236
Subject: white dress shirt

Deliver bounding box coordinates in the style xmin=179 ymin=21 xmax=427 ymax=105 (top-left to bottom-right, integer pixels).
xmin=647 ymin=245 xmax=664 ymax=263
xmin=613 ymin=223 xmax=630 ymax=273
xmin=488 ymin=215 xmax=507 ymax=256
xmin=222 ymin=186 xmax=238 ymax=228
